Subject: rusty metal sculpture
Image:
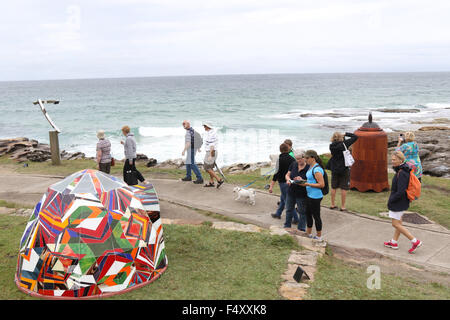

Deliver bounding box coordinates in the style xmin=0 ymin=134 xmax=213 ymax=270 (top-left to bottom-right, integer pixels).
xmin=350 ymin=113 xmax=390 ymax=192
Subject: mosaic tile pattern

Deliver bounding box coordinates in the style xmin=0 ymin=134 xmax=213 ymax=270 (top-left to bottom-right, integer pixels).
xmin=15 ymin=169 xmax=167 ymax=299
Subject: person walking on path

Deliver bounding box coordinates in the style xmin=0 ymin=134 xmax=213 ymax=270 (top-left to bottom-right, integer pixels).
xmin=270 ymin=143 xmax=296 ymax=221
xmin=384 ymin=151 xmax=423 ymax=254
xmin=395 ymin=131 xmax=423 ymax=182
xmin=120 ymin=126 xmax=147 ymax=185
xmin=284 ymin=149 xmax=309 ymax=231
xmin=299 ymin=150 xmax=325 ymax=241
xmin=96 ymin=130 xmax=112 ymax=174
xmin=181 ymin=120 xmax=204 ymax=184
xmin=327 ymin=131 xmax=358 ymax=211
xmin=202 ymin=122 xmax=224 ymax=188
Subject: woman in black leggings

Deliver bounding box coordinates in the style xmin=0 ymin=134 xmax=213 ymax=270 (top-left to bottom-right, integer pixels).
xmin=299 ymin=150 xmax=325 ymax=241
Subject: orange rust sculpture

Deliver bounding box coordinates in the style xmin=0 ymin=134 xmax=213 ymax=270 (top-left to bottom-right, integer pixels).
xmin=350 ymin=113 xmax=390 ymax=192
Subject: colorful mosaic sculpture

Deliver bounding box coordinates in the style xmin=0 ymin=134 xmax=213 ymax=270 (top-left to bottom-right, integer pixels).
xmin=15 ymin=169 xmax=167 ymax=299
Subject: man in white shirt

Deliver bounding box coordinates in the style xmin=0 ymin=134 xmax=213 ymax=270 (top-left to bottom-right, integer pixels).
xmin=202 ymin=122 xmax=224 ymax=188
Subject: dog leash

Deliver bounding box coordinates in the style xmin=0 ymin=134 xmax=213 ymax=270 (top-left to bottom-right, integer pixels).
xmin=241 ymin=167 xmax=276 ymax=189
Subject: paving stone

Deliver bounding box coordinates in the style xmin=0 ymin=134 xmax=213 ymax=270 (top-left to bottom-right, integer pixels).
xmin=279 ymin=282 xmax=308 ymax=300
xmin=0 ymin=207 xmax=15 ymax=215
xmin=295 ymin=235 xmax=326 ymax=253
xmin=212 ymin=221 xmax=261 ymax=233
xmin=161 ymin=218 xmax=204 ymax=225
xmin=269 ymin=226 xmax=289 ymax=236
xmin=288 ymin=250 xmax=320 ymax=266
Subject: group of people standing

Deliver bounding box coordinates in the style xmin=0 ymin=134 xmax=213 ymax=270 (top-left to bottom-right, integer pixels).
xmin=95 ymin=126 xmax=148 ymax=185
xmin=269 ymin=139 xmax=328 ymax=241
xmin=269 ymin=130 xmax=424 ymax=254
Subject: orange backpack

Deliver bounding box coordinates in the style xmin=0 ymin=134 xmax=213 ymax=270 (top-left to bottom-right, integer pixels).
xmin=399 ymin=169 xmax=421 ymax=201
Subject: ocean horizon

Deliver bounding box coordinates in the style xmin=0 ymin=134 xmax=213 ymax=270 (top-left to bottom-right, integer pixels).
xmin=1 ymin=72 xmax=450 ymax=165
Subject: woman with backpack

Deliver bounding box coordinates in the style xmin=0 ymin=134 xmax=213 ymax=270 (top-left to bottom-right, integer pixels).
xmin=384 ymin=151 xmax=422 ymax=254
xmin=327 ymin=132 xmax=358 ymax=211
xmin=298 ymin=150 xmax=327 ymax=241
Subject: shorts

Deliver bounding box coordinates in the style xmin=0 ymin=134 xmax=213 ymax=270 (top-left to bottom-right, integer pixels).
xmin=388 ymin=210 xmax=404 ymax=221
xmin=331 ymin=169 xmax=350 ymax=190
xmin=203 ymin=151 xmax=218 ymax=170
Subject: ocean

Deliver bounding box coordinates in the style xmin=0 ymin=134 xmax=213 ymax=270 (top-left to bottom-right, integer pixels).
xmin=1 ymin=73 xmax=450 ymax=165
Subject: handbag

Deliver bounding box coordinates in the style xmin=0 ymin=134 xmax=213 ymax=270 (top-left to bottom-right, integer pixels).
xmin=124 ymin=169 xmax=138 ymax=185
xmin=343 ymin=143 xmax=355 ymax=167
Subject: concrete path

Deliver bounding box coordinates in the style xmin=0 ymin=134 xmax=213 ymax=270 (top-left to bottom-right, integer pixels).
xmin=1 ymin=172 xmax=449 ymax=273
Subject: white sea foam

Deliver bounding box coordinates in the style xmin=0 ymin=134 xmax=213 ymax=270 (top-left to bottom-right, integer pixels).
xmin=139 ymin=126 xmax=185 ymax=138
xmin=423 ymin=103 xmax=450 ymax=109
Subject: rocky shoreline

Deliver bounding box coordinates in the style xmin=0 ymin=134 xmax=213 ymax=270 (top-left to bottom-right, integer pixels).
xmin=1 ymin=126 xmax=449 ymax=177
xmin=0 ymin=138 xmax=86 ymax=162
xmin=386 ymin=127 xmax=450 ymax=178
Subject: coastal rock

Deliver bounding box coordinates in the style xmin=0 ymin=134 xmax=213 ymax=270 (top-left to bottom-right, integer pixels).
xmin=0 ymin=137 xmax=39 ymax=155
xmin=418 ymin=126 xmax=450 ymax=131
xmin=300 ymin=113 xmax=349 ymax=118
xmin=412 ymin=118 xmax=450 ymax=125
xmin=146 ymin=158 xmax=158 ymax=167
xmin=135 ymin=153 xmax=148 ymax=161
xmin=155 ymin=158 xmax=185 ymax=169
xmin=221 ymin=161 xmax=271 ymax=174
xmin=66 ymin=152 xmax=86 ymax=160
xmin=377 ymin=108 xmax=421 ymax=113
xmin=0 ymin=137 xmax=85 ymax=163
xmin=387 ymin=130 xmax=450 ymax=177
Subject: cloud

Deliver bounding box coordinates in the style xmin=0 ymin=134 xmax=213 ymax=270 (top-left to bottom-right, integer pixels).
xmin=1 ymin=0 xmax=450 ymax=80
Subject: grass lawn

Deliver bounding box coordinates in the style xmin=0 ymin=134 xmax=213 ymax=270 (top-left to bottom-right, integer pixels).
xmin=0 ymin=214 xmax=298 ymax=300
xmin=3 ymin=214 xmax=449 ymax=300
xmin=307 ymin=250 xmax=450 ymax=300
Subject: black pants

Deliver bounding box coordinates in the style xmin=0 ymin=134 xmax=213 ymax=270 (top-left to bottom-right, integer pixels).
xmin=99 ymin=162 xmax=111 ymax=174
xmin=123 ymin=158 xmax=145 ymax=183
xmin=305 ymin=196 xmax=323 ymax=232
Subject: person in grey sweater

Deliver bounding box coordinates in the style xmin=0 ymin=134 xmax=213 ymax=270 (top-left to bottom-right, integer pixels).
xmin=120 ymin=125 xmax=147 ymax=185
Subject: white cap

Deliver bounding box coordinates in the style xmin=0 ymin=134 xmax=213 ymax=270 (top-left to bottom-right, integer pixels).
xmin=202 ymin=121 xmax=213 ymax=129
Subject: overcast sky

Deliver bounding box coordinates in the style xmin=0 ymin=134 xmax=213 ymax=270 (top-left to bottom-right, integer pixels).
xmin=1 ymin=0 xmax=450 ymax=81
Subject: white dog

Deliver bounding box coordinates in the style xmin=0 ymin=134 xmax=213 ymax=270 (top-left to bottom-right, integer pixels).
xmin=233 ymin=186 xmax=256 ymax=205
